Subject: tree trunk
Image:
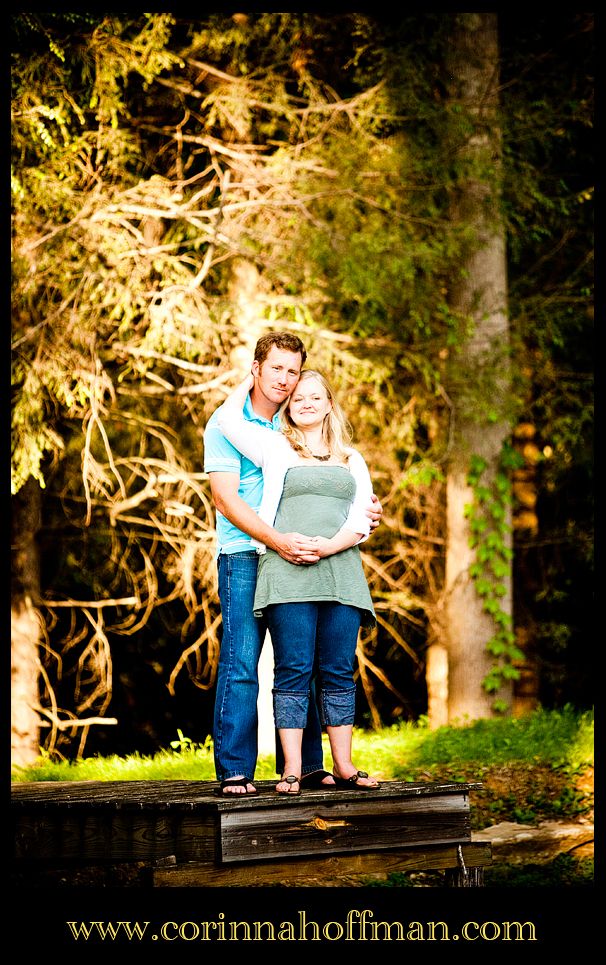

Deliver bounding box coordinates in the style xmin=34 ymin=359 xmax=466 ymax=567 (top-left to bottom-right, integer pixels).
xmin=11 ymin=478 xmax=42 ymax=765
xmin=426 ymin=643 xmax=449 ymax=729
xmin=443 ymin=12 xmax=513 ymax=722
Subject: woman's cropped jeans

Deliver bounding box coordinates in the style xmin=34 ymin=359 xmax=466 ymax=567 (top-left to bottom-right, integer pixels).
xmin=213 ymin=552 xmax=325 ymax=782
xmin=266 ymin=601 xmax=362 ymax=731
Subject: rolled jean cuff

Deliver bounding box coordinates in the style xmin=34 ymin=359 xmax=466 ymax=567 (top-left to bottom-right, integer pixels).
xmin=321 ymin=687 xmax=356 ymax=727
xmin=273 ymin=690 xmax=309 ymax=729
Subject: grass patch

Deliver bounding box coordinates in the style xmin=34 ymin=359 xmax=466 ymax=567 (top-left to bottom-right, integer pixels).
xmin=399 ymin=704 xmax=594 ymax=770
xmin=10 ymin=734 xmax=218 ymax=784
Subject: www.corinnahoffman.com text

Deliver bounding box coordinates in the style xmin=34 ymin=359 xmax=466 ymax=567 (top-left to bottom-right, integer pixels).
xmin=66 ymin=910 xmax=538 ymax=943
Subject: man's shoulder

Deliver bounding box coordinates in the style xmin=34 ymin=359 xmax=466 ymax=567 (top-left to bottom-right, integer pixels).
xmin=204 ymin=405 xmax=240 ymax=466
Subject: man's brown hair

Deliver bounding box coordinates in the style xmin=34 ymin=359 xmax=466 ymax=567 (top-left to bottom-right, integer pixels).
xmin=254 ymin=332 xmax=307 ymax=367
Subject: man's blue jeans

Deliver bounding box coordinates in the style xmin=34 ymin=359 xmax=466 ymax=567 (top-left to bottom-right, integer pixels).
xmin=214 ymin=552 xmax=325 ymax=781
xmin=266 ymin=601 xmax=362 ymax=730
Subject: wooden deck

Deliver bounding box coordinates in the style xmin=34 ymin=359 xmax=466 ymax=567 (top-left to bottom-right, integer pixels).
xmin=12 ymin=778 xmax=492 ymax=887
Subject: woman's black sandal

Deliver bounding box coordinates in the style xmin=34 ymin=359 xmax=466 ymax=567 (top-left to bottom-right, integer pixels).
xmin=332 ymin=770 xmax=379 ymax=790
xmin=277 ymin=775 xmax=301 ymax=795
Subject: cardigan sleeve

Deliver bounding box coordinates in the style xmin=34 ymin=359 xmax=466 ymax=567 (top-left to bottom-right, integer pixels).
xmin=342 ymin=449 xmax=373 ymax=539
xmin=215 ymin=395 xmax=282 ymax=469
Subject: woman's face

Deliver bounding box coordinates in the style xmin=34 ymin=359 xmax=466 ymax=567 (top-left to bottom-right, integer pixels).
xmin=288 ymin=377 xmax=332 ymax=429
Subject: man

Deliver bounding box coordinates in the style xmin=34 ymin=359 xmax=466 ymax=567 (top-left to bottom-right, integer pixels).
xmin=204 ymin=332 xmax=381 ymax=794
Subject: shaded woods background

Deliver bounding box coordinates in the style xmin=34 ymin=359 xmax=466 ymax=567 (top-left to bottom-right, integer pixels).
xmin=11 ymin=12 xmax=593 ymax=760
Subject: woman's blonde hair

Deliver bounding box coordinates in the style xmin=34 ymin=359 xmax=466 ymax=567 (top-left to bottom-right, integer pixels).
xmin=279 ymin=369 xmax=353 ymax=462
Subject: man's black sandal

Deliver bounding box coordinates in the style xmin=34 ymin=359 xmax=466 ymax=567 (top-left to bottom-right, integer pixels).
xmin=332 ymin=770 xmax=379 ymax=790
xmin=215 ymin=777 xmax=257 ymax=797
xmin=300 ymin=769 xmax=337 ymax=789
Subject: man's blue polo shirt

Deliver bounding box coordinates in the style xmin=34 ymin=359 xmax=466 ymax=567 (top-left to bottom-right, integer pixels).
xmin=203 ymin=393 xmax=281 ymax=555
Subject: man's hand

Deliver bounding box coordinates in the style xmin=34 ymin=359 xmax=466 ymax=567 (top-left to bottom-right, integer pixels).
xmin=366 ymin=492 xmax=383 ymax=532
xmin=274 ymin=532 xmax=321 ymax=565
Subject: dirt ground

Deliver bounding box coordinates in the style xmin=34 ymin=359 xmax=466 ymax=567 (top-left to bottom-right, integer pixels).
xmin=465 ymin=761 xmax=594 ymax=829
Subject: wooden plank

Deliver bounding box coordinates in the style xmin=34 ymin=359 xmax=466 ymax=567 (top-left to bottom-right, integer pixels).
xmin=11 ymin=778 xmax=481 ymax=810
xmin=219 ymin=793 xmax=470 ymax=862
xmin=152 ymin=842 xmax=493 ymax=888
xmin=14 ymin=809 xmax=217 ymax=864
xmin=10 ymin=780 xmax=223 ymax=810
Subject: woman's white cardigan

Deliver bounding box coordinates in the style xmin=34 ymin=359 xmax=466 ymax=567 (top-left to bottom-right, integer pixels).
xmin=216 ymin=396 xmax=372 ymax=554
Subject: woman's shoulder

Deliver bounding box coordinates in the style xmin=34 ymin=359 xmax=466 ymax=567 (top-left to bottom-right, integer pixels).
xmin=345 ymin=447 xmax=371 ymax=476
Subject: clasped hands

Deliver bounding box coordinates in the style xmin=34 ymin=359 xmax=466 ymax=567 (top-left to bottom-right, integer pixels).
xmin=277 ymin=532 xmax=329 ymax=565
xmin=277 ymin=492 xmax=383 ymax=564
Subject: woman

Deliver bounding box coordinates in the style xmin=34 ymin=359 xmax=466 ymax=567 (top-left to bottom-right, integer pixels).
xmin=216 ymin=368 xmax=379 ymax=794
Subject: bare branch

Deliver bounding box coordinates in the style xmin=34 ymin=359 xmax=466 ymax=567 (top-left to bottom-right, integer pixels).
xmin=112 ymin=343 xmax=219 ymax=374
xmin=37 ymin=710 xmax=118 ymax=729
xmin=41 ymin=597 xmax=139 ymax=608
xmin=109 ymin=474 xmax=159 ymax=527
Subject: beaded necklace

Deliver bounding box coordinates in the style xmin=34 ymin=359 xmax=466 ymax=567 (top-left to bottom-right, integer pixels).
xmin=304 ymin=445 xmax=332 ymax=461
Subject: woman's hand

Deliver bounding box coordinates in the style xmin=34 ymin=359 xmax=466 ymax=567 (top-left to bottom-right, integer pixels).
xmin=305 ymin=536 xmax=333 ymax=558
xmin=306 ymin=532 xmax=360 ymax=557
xmin=366 ymin=492 xmax=383 ymax=532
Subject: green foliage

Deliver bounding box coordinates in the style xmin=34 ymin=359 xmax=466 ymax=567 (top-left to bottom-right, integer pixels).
xmin=368 ymin=854 xmax=594 ymax=889
xmin=407 ymin=705 xmax=593 ymax=768
xmin=484 ymin=853 xmax=593 ymax=888
xmin=11 ymin=15 xmax=168 ymax=496
xmin=399 ymin=463 xmax=446 ymax=488
xmin=465 ymin=446 xmax=525 ymax=706
xmin=499 ymin=14 xmax=593 ymax=711
xmin=11 ymin=366 xmax=65 ymax=493
xmin=278 ymin=114 xmax=465 ymax=347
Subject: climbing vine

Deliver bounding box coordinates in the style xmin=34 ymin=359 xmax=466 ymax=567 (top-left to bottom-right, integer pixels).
xmin=465 ymin=443 xmax=526 ymax=710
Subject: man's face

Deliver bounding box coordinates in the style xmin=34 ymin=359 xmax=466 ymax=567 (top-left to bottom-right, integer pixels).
xmin=252 ymin=346 xmax=303 ymax=408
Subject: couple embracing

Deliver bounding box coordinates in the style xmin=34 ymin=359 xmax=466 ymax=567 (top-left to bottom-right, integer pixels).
xmin=204 ymin=332 xmax=381 ymax=796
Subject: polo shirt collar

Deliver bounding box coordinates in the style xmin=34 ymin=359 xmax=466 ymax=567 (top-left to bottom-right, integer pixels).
xmin=243 ymin=392 xmax=282 ymax=429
